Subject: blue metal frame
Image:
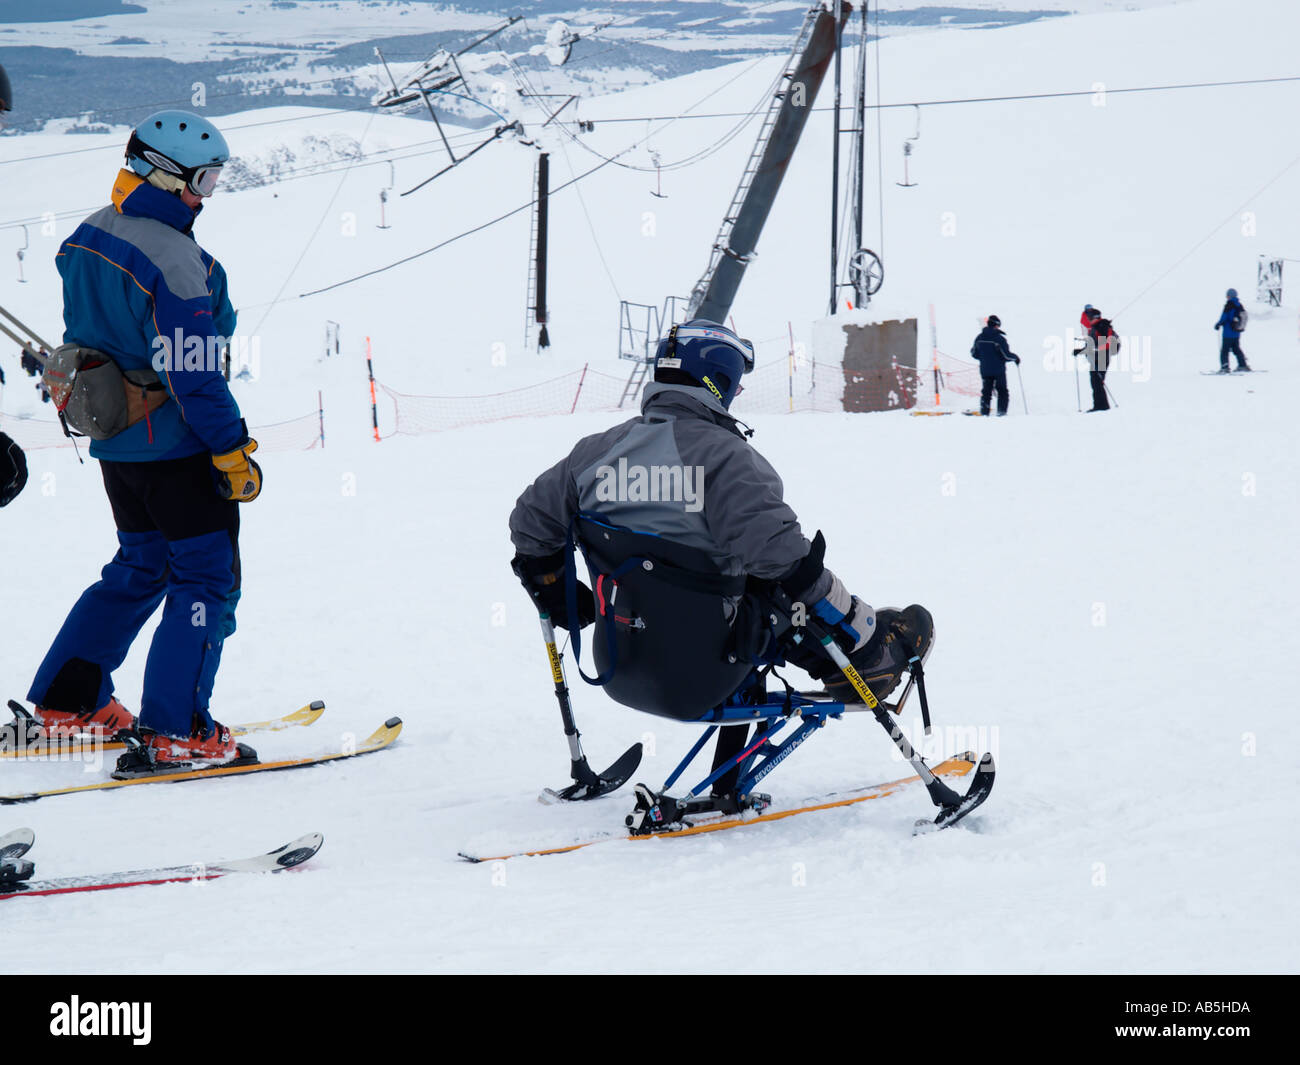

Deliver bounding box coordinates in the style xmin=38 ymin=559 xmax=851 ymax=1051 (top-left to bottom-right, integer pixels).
xmin=659 ymin=675 xmax=850 ymax=801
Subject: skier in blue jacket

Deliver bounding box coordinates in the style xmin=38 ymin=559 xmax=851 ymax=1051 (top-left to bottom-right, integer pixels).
xmin=24 ymin=111 xmax=262 ymax=771
xmin=1213 ymin=288 xmax=1250 ymax=372
xmin=970 ymin=315 xmax=1020 ymax=416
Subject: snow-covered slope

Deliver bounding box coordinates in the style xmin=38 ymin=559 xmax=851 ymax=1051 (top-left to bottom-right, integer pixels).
xmin=1 ymin=0 xmax=1297 ymax=973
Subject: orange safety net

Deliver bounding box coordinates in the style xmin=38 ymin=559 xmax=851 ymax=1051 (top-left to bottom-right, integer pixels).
xmin=379 ymin=368 xmax=630 ymax=436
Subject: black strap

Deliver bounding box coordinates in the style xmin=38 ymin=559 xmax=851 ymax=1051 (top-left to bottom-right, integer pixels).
xmin=565 ymin=519 xmax=640 ymax=687
xmin=911 ymin=657 xmax=932 ymax=733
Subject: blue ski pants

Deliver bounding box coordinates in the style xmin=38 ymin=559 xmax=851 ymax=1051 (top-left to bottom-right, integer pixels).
xmin=28 ymin=453 xmax=241 ymax=738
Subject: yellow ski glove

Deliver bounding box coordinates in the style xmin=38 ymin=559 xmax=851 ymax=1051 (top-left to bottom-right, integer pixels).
xmin=212 ymin=437 xmax=262 ymax=502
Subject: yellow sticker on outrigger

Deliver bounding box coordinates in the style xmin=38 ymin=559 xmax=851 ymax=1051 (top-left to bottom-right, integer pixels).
xmin=546 ymin=641 xmax=565 ymax=686
xmin=839 ymin=662 xmax=879 ymax=708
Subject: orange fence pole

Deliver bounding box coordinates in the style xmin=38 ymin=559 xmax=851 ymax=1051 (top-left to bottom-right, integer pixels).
xmin=366 ymin=336 xmax=380 ymax=442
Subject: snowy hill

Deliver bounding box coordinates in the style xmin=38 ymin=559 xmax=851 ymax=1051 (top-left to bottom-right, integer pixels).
xmin=1 ymin=0 xmax=1298 ymax=974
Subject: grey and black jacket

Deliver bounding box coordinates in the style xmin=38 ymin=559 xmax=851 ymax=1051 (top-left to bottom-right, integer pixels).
xmin=509 ymin=382 xmax=836 ymax=603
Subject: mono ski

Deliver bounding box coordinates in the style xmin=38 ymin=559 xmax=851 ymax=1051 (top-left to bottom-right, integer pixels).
xmin=461 ymin=753 xmax=983 ymax=862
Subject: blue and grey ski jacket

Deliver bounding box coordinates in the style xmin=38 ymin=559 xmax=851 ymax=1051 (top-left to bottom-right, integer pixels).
xmin=510 ymin=383 xmax=836 ymax=600
xmin=56 ymin=170 xmax=245 ymax=461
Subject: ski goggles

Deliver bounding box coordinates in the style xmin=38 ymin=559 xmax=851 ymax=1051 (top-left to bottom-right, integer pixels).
xmin=126 ymin=133 xmax=224 ymax=197
xmin=189 ymin=163 xmax=222 ymax=197
xmin=664 ymin=323 xmax=755 ymax=373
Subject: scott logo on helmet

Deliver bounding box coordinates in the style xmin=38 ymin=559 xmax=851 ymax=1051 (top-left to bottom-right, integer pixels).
xmin=593 ymin=457 xmax=705 ymax=513
xmin=700 ymin=374 xmax=725 ymax=404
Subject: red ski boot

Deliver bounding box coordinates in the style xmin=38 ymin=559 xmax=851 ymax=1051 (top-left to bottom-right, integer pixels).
xmin=113 ymin=715 xmax=253 ymax=778
xmin=35 ymin=697 xmax=135 ymax=740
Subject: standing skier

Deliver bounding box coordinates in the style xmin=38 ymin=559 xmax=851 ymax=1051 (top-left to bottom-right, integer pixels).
xmin=1085 ymin=310 xmax=1119 ymax=411
xmin=509 ymin=319 xmax=934 ymax=800
xmin=970 ymin=314 xmax=1020 ymax=417
xmin=24 ymin=111 xmax=261 ymax=769
xmin=1213 ymin=288 xmax=1250 ymax=373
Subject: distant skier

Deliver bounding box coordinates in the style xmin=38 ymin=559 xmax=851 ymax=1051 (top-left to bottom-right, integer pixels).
xmin=1084 ymin=309 xmax=1119 ymax=411
xmin=1213 ymin=288 xmax=1250 ymax=373
xmin=509 ymin=319 xmax=934 ymax=804
xmin=24 ymin=111 xmax=261 ymax=771
xmin=970 ymin=314 xmax=1020 ymax=416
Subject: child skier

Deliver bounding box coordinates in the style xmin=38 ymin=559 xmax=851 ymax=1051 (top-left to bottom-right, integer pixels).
xmin=1213 ymin=288 xmax=1250 ymax=372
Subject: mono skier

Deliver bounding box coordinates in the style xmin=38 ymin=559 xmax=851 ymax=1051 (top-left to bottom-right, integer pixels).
xmin=509 ymin=319 xmax=934 ymax=805
xmin=22 ymin=111 xmax=261 ymax=771
xmin=970 ymin=314 xmax=1020 ymax=416
xmin=1213 ymin=288 xmax=1250 ymax=373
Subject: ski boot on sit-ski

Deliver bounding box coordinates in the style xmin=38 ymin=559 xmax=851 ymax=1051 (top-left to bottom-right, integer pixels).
xmin=821 ymin=604 xmax=935 ymax=706
xmin=113 ymin=713 xmax=255 ymax=778
xmin=625 ymin=783 xmax=771 ymax=836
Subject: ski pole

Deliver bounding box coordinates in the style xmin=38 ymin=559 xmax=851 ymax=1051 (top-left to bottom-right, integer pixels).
xmin=1014 ymin=359 xmax=1028 ymax=414
xmin=1072 ymin=343 xmax=1082 ymax=412
xmin=536 ymin=612 xmax=641 ymax=801
xmin=0 ymin=304 xmax=54 ymax=353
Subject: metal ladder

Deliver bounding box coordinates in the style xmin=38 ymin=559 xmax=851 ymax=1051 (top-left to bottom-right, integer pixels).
xmin=618 ymin=358 xmax=652 ymax=408
xmin=688 ymin=4 xmax=822 ymax=313
xmin=616 ymin=295 xmax=692 ymax=408
xmin=617 ymin=299 xmax=659 ymax=408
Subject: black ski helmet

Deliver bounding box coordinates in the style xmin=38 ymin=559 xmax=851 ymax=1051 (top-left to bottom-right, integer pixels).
xmin=653 ymin=318 xmax=754 ymax=408
xmin=987 ymin=314 xmax=1002 ymax=328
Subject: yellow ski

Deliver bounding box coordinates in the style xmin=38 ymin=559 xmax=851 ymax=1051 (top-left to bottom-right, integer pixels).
xmin=2 ymin=701 xmax=326 ymax=760
xmin=1 ymin=717 xmax=402 ymax=804
xmin=460 ymin=753 xmax=977 ymax=862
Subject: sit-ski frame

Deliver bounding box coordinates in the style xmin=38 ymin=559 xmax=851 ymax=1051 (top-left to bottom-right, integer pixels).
xmin=657 ymin=667 xmax=923 ymax=814
xmin=538 ymin=587 xmax=995 ymax=832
